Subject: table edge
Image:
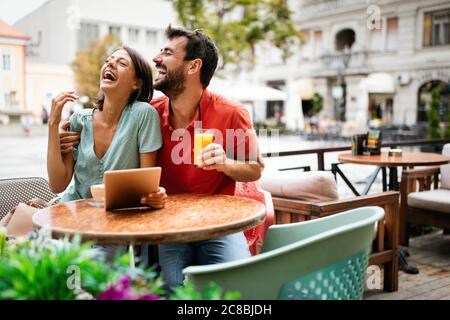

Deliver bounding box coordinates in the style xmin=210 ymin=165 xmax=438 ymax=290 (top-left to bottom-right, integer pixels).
xmin=32 ymin=196 xmax=266 ymax=245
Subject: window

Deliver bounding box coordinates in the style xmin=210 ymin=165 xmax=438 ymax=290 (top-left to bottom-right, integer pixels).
xmin=2 ymin=54 xmax=11 ymax=71
xmin=386 ymin=17 xmax=398 ymax=51
xmin=129 ymin=28 xmax=140 ymax=43
xmin=4 ymin=93 xmax=12 ymax=109
xmin=146 ymin=30 xmax=157 ymax=45
xmin=368 ymin=21 xmax=383 ymax=52
xmin=335 ymin=29 xmax=355 ymax=50
xmin=423 ymin=8 xmax=450 ymax=47
xmin=301 ymin=29 xmax=313 ymax=59
xmin=77 ymin=23 xmax=99 ymax=50
xmin=109 ymin=26 xmax=121 ymax=38
xmin=314 ymin=30 xmax=323 ymax=56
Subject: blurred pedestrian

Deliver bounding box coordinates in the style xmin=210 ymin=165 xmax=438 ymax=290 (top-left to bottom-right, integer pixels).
xmin=21 ymin=115 xmax=32 ymax=137
xmin=41 ymin=106 xmax=49 ymax=124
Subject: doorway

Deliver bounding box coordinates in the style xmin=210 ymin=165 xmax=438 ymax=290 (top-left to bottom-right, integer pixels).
xmin=369 ymin=94 xmax=394 ymax=126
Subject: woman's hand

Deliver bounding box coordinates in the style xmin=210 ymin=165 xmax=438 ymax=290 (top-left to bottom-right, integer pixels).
xmin=49 ymin=91 xmax=78 ymax=126
xmin=141 ymin=187 xmax=167 ymax=209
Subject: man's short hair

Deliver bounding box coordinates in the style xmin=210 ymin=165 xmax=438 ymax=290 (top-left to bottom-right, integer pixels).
xmin=165 ymin=25 xmax=219 ymax=88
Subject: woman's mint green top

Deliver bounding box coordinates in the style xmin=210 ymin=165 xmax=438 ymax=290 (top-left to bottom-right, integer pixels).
xmin=60 ymin=101 xmax=162 ymax=203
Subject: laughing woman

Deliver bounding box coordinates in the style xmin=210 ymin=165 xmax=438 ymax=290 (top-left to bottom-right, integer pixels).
xmin=47 ymin=46 xmax=166 ymax=209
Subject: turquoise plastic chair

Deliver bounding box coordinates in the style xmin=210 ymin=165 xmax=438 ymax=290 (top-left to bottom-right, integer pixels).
xmin=183 ymin=206 xmax=384 ymax=300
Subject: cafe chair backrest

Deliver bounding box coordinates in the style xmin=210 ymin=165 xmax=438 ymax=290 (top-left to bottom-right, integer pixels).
xmin=235 ymin=182 xmax=274 ymax=255
xmin=184 ymin=206 xmax=384 ymax=300
xmin=0 ymin=177 xmax=56 ymax=219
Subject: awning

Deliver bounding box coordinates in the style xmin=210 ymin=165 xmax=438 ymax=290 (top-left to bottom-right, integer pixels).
xmin=298 ymin=78 xmax=315 ymax=100
xmin=365 ymin=73 xmax=396 ymax=94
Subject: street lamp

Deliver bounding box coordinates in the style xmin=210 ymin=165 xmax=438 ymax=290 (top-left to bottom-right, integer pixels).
xmin=342 ymin=46 xmax=351 ymax=69
xmin=335 ymin=46 xmax=352 ymax=122
xmin=321 ymin=48 xmax=352 ymax=122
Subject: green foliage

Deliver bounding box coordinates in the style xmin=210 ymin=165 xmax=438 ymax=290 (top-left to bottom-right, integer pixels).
xmin=427 ymin=89 xmax=442 ymax=139
xmin=170 ymin=0 xmax=300 ymax=70
xmin=312 ymin=92 xmax=324 ymax=114
xmin=0 ymin=230 xmax=111 ymax=299
xmin=71 ymin=35 xmax=122 ymax=107
xmin=254 ymin=122 xmax=286 ymax=134
xmin=444 ymin=109 xmax=450 ymax=138
xmin=0 ymin=229 xmax=240 ymax=300
xmin=170 ymin=281 xmax=241 ymax=300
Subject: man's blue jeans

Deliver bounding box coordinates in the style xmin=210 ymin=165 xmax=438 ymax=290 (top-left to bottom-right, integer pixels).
xmin=158 ymin=232 xmax=250 ymax=291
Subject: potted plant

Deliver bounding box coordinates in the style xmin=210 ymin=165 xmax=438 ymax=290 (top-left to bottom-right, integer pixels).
xmin=444 ymin=105 xmax=450 ymax=139
xmin=422 ymin=89 xmax=443 ymax=153
xmin=0 ymin=229 xmax=240 ymax=300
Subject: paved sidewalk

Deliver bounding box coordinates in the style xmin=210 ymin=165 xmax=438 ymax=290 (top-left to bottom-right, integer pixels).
xmin=0 ymin=128 xmax=48 ymax=179
xmin=365 ymin=231 xmax=450 ymax=300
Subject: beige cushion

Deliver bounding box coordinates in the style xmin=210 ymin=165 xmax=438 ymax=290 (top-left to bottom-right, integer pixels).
xmin=441 ymin=144 xmax=450 ymax=190
xmin=3 ymin=203 xmax=37 ymax=238
xmin=259 ymin=169 xmax=339 ymax=202
xmin=408 ymin=189 xmax=450 ymax=214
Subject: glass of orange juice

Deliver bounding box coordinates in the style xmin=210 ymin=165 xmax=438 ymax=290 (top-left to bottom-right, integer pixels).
xmin=194 ymin=128 xmax=215 ymax=167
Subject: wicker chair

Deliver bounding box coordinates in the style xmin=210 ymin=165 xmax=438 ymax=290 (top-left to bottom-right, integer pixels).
xmin=0 ymin=177 xmax=56 ymax=219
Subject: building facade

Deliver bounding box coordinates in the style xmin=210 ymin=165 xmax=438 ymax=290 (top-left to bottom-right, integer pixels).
xmin=25 ymin=62 xmax=75 ymax=123
xmin=0 ymin=20 xmax=30 ymax=123
xmin=13 ymin=0 xmax=176 ymax=117
xmin=14 ymin=0 xmax=176 ymax=64
xmin=253 ymin=0 xmax=450 ymax=133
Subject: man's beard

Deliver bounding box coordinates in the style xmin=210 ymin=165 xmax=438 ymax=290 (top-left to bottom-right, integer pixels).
xmin=154 ymin=66 xmax=186 ymax=99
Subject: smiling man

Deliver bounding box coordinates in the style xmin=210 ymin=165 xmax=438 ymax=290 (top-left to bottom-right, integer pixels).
xmin=59 ymin=25 xmax=264 ymax=292
xmin=150 ymin=25 xmax=264 ymax=291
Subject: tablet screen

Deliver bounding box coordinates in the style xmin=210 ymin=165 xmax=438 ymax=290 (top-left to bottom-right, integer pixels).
xmin=104 ymin=167 xmax=161 ymax=210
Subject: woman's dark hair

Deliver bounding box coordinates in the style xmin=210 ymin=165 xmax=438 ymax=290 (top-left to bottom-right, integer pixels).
xmin=165 ymin=25 xmax=218 ymax=88
xmin=94 ymin=46 xmax=153 ymax=110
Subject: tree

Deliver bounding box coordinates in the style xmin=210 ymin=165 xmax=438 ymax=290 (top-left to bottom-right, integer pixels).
xmin=71 ymin=35 xmax=122 ymax=107
xmin=427 ymin=89 xmax=442 ymax=139
xmin=170 ymin=0 xmax=300 ymax=70
xmin=312 ymin=92 xmax=324 ymax=114
xmin=444 ymin=110 xmax=450 ymax=138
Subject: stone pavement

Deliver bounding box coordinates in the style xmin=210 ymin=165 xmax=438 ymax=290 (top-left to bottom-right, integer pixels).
xmin=0 ymin=127 xmax=48 ymax=179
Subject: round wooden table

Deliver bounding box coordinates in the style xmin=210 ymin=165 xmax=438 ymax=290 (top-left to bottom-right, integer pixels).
xmin=32 ymin=194 xmax=266 ymax=245
xmin=338 ymin=151 xmax=450 ymax=168
xmin=338 ymin=151 xmax=450 ymax=191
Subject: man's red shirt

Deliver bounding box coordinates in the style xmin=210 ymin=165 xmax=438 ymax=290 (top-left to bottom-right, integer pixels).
xmin=151 ymin=89 xmax=255 ymax=195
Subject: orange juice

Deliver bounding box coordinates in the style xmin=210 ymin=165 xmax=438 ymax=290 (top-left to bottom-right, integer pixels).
xmin=194 ymin=132 xmax=214 ymax=166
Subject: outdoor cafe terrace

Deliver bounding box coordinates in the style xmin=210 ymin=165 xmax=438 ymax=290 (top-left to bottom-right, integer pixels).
xmin=0 ymin=136 xmax=450 ymax=300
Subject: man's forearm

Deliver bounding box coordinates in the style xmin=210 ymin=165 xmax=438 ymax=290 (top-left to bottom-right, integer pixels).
xmin=222 ymin=160 xmax=263 ymax=182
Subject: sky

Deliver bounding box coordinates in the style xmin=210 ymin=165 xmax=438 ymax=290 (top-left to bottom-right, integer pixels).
xmin=0 ymin=0 xmax=48 ymax=25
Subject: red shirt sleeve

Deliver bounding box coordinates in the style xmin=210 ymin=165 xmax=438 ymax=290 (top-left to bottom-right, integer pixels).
xmin=230 ymin=105 xmax=258 ymax=162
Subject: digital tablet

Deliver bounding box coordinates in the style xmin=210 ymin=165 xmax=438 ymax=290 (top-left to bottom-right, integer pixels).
xmin=104 ymin=167 xmax=161 ymax=211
